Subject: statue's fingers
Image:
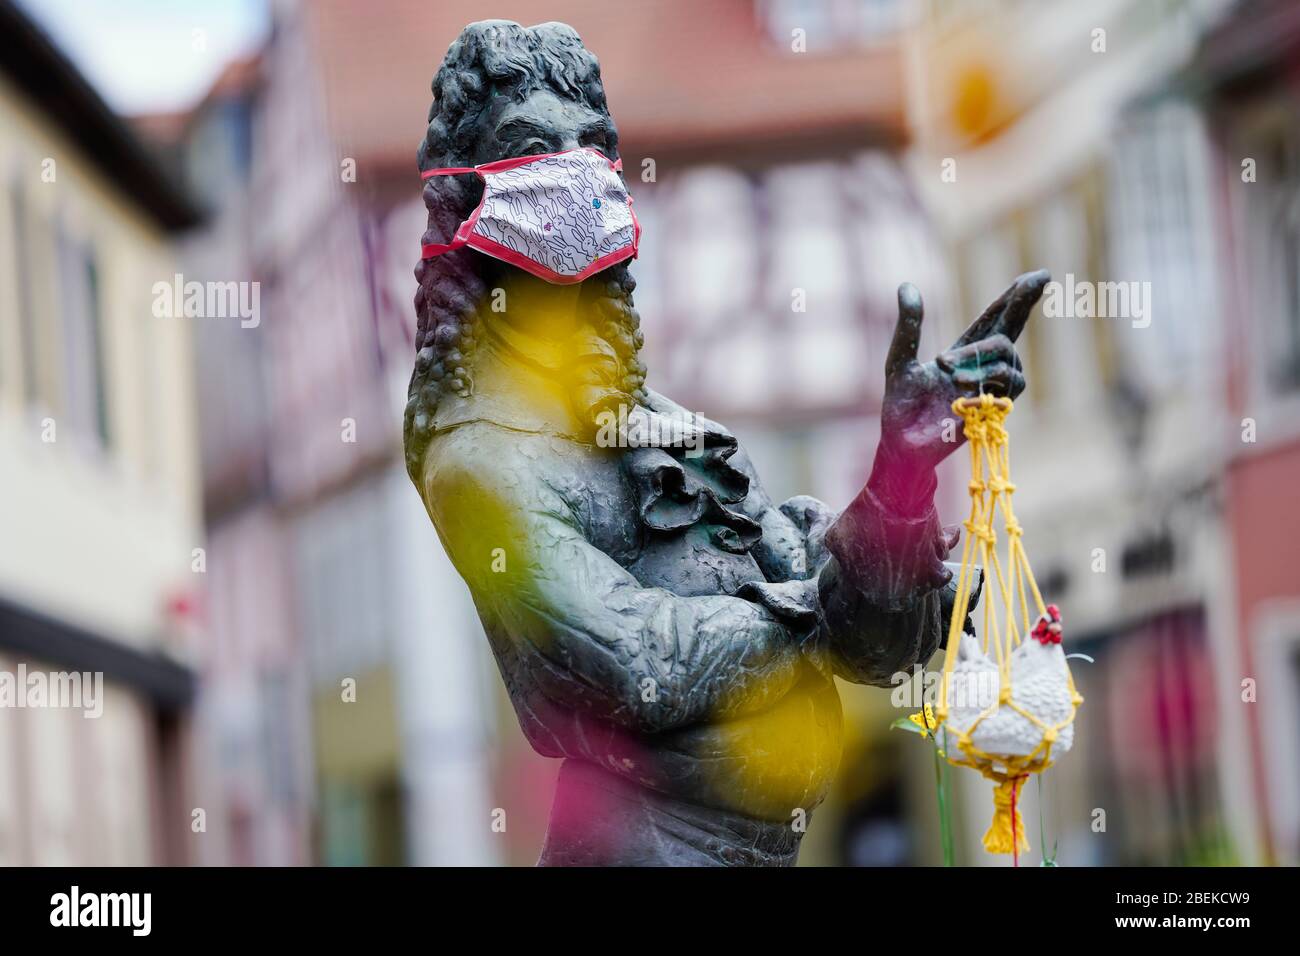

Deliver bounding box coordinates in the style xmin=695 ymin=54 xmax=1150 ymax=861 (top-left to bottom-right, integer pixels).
xmin=1009 ymin=368 xmax=1026 ymax=399
xmin=953 ymin=362 xmax=1018 ymax=396
xmin=953 ymin=280 xmax=1016 ymax=347
xmin=938 ymin=335 xmax=1016 ymax=373
xmin=952 ymin=363 xmax=1013 ymax=388
xmin=886 ymin=282 xmax=924 ymax=379
xmin=943 ymin=523 xmax=961 ymax=551
xmin=993 ymin=269 xmax=1050 ymax=343
xmin=936 ymin=524 xmax=961 ymax=560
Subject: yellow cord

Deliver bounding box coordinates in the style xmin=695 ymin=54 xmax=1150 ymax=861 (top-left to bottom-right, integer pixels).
xmin=934 ymin=395 xmax=1083 ymax=854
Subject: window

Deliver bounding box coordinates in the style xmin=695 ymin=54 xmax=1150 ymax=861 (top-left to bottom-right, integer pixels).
xmin=1227 ymin=108 xmax=1300 ymax=401
xmin=10 ymin=180 xmax=63 ymax=417
xmin=1263 ymin=129 xmax=1300 ymax=391
xmin=56 ymin=227 xmax=110 ymax=448
xmin=1107 ymin=103 xmax=1218 ymax=392
xmin=11 ymin=181 xmax=39 ymax=407
xmin=663 ymin=167 xmax=758 ymax=322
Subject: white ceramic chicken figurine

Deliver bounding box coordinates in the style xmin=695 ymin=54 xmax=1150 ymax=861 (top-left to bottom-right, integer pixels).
xmin=938 ymin=606 xmax=1075 ymax=766
xmin=935 ymin=397 xmax=1084 ymax=856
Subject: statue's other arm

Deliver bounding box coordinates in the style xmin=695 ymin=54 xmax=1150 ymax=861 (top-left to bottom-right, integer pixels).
xmin=422 ymin=427 xmax=810 ymax=736
xmin=733 ymin=445 xmax=954 ymax=687
xmin=816 ymin=445 xmax=954 ymax=685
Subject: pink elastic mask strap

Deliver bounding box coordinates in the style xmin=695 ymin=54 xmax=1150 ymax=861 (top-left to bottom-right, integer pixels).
xmin=421 ymin=237 xmax=467 ymax=258
xmin=419 ymin=166 xmax=482 ymax=256
xmin=419 ymin=207 xmax=474 ymax=258
xmin=420 ymin=166 xmax=478 ymax=179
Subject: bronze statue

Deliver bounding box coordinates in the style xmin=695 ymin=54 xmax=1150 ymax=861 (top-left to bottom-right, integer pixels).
xmin=404 ymin=20 xmax=1046 ymax=866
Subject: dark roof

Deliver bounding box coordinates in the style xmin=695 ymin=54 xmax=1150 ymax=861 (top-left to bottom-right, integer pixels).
xmin=0 ymin=593 xmax=195 ymax=711
xmin=0 ymin=0 xmax=201 ymax=231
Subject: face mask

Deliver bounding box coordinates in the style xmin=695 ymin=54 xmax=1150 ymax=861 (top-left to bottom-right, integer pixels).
xmin=420 ymin=146 xmax=640 ymax=285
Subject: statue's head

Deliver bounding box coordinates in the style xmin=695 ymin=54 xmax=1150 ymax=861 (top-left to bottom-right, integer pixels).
xmin=405 ymin=21 xmax=646 ymax=479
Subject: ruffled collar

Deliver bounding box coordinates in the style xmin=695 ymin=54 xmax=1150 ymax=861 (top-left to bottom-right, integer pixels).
xmin=623 ymin=391 xmax=761 ymax=555
xmin=429 ymin=319 xmax=761 ymax=555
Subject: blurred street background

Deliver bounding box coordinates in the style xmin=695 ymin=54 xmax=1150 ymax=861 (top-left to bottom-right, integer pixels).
xmin=0 ymin=0 xmax=1297 ymax=866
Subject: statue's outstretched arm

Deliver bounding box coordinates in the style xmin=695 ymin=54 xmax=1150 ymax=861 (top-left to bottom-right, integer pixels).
xmin=734 ymin=274 xmax=1049 ymax=685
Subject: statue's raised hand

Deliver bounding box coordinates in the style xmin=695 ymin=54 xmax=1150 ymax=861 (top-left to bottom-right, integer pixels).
xmin=879 ymin=270 xmax=1048 ymax=473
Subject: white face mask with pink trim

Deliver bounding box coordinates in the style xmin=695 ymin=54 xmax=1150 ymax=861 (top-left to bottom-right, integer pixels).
xmin=420 ymin=147 xmax=641 ymax=285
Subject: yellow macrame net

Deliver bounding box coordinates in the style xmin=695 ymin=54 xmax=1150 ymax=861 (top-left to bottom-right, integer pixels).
xmin=935 ymin=394 xmax=1083 ymax=856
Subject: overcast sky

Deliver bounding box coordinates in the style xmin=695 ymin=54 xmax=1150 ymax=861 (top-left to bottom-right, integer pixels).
xmin=17 ymin=0 xmax=269 ymax=116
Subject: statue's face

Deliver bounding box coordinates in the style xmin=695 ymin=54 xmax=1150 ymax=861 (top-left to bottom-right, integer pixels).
xmin=462 ymin=86 xmax=619 ymax=312
xmin=470 ymin=88 xmax=615 ymax=166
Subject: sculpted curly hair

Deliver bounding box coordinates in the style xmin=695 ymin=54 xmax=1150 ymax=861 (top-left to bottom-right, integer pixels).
xmin=404 ymin=20 xmax=647 ymax=481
